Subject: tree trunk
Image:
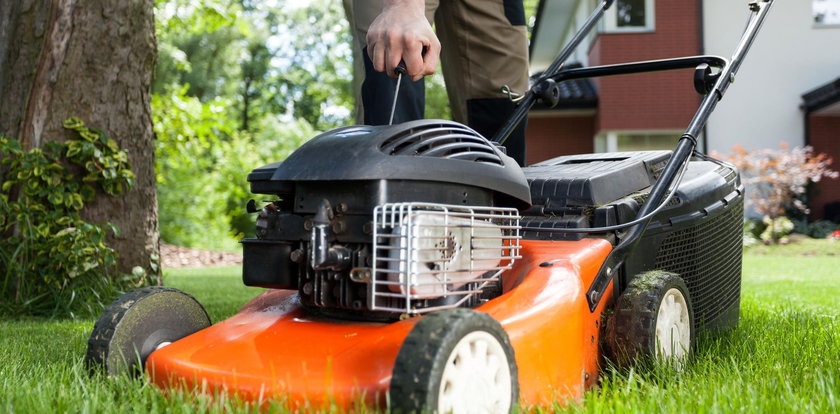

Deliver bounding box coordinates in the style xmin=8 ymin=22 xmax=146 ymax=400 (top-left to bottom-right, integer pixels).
xmin=0 ymin=0 xmax=160 ymax=280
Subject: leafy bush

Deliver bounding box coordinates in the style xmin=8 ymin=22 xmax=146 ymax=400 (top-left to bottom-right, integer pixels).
xmin=718 ymin=144 xmax=838 ymax=217
xmin=743 ymin=219 xmax=760 ymax=247
xmin=0 ymin=119 xmax=144 ymax=317
xmin=793 ymin=219 xmax=839 ymax=239
xmin=153 ymin=89 xmax=313 ymax=250
xmin=759 ymin=216 xmax=794 ymax=244
xmin=716 ymin=144 xmax=839 ymax=244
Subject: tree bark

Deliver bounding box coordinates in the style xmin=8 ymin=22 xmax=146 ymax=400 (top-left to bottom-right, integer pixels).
xmin=0 ymin=0 xmax=160 ymax=279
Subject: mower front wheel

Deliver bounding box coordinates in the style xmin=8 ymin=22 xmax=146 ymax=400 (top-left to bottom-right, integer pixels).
xmin=389 ymin=309 xmax=518 ymax=413
xmin=85 ymin=286 xmax=211 ymax=376
xmin=605 ymin=271 xmax=694 ymax=365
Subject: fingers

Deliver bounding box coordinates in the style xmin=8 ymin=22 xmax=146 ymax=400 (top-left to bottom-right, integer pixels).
xmin=365 ymin=6 xmax=439 ymax=80
xmin=370 ymin=33 xmax=437 ymax=79
xmin=369 ymin=40 xmax=386 ymax=73
xmin=419 ymin=38 xmax=441 ymax=81
xmin=367 ymin=29 xmax=409 ymax=78
xmin=385 ymin=35 xmax=404 ymax=78
xmin=403 ymin=41 xmax=425 ymax=79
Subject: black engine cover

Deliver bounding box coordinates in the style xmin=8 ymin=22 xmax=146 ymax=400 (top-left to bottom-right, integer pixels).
xmin=247 ymin=119 xmax=531 ymax=209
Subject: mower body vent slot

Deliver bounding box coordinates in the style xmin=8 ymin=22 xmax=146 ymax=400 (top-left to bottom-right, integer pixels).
xmin=380 ymin=124 xmax=503 ymax=166
xmin=653 ymin=197 xmax=744 ymax=332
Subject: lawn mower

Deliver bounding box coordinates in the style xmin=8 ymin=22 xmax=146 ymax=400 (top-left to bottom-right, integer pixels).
xmin=86 ymin=0 xmax=774 ymax=411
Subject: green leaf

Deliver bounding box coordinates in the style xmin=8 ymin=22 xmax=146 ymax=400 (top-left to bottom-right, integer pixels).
xmin=47 ymin=192 xmax=63 ymax=205
xmin=80 ymin=129 xmax=99 ymax=142
xmin=63 ymin=117 xmax=84 ymax=130
xmin=47 ymin=174 xmax=61 ymax=187
xmin=66 ymin=143 xmax=81 ymax=158
xmin=55 ymin=227 xmax=76 ymax=237
xmin=106 ymin=139 xmax=119 ymax=152
xmin=70 ymin=194 xmax=83 ymax=210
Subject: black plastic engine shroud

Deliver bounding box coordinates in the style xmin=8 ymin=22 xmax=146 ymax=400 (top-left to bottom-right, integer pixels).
xmin=247 ymin=119 xmax=532 ymax=209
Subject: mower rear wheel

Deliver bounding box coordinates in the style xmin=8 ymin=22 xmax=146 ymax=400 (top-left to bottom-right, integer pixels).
xmin=389 ymin=309 xmax=518 ymax=413
xmin=85 ymin=286 xmax=211 ymax=376
xmin=605 ymin=271 xmax=694 ymax=365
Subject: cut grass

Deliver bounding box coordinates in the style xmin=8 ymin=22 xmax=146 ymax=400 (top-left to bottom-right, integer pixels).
xmin=1 ymin=242 xmax=838 ymax=413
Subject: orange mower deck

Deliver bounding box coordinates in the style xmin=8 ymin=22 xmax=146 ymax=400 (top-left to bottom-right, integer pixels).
xmin=146 ymin=239 xmax=613 ymax=409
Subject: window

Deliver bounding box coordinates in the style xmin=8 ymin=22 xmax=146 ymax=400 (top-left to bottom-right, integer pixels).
xmin=603 ymin=0 xmax=655 ymax=32
xmin=814 ymin=0 xmax=840 ymax=26
xmin=595 ymin=131 xmax=699 ymax=153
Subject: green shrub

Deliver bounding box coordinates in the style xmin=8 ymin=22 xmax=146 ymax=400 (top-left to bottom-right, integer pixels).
xmin=153 ymin=89 xmax=313 ymax=250
xmin=743 ymin=219 xmax=760 ymax=247
xmin=792 ymin=219 xmax=839 ymax=239
xmin=0 ymin=118 xmax=143 ymax=317
xmin=759 ymin=216 xmax=794 ymax=244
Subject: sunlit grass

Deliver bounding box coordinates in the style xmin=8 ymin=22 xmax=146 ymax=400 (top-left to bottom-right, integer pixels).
xmin=1 ymin=240 xmax=838 ymax=412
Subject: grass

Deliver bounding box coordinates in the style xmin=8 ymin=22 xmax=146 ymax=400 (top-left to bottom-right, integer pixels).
xmin=1 ymin=241 xmax=838 ymax=413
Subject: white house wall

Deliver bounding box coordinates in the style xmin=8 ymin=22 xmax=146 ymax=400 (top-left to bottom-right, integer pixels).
xmin=531 ymin=0 xmax=596 ymax=73
xmin=703 ymin=0 xmax=840 ymax=152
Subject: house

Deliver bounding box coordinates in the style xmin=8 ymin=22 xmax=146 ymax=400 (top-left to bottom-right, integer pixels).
xmin=527 ymin=0 xmax=840 ymax=220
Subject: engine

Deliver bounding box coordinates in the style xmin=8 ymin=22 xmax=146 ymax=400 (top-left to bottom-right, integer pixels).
xmin=241 ymin=120 xmax=531 ymax=319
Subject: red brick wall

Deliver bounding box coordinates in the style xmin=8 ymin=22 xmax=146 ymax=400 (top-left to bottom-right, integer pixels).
xmin=808 ymin=115 xmax=840 ymax=220
xmin=589 ymin=0 xmax=701 ymax=132
xmin=525 ymin=115 xmax=595 ymax=164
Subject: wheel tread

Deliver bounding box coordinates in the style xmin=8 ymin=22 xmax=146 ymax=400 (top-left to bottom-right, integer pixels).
xmin=85 ymin=286 xmax=209 ymax=376
xmin=604 ymin=271 xmax=694 ymax=365
xmin=389 ymin=309 xmax=518 ymax=413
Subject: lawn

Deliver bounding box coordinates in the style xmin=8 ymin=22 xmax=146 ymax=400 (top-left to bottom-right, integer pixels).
xmin=1 ymin=241 xmax=837 ymax=413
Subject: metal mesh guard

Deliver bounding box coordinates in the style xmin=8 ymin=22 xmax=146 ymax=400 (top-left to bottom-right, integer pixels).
xmin=371 ymin=202 xmax=521 ymax=314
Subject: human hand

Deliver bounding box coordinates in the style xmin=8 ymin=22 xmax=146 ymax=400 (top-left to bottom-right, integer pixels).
xmin=366 ymin=0 xmax=441 ymax=81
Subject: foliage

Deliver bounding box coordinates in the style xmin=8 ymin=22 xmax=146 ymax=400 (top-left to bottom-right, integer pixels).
xmin=154 ymin=0 xmax=354 ymax=133
xmin=153 ymin=89 xmax=313 ymax=250
xmin=792 ymin=218 xmax=839 ymax=239
xmin=152 ymin=0 xmax=354 ymax=250
xmin=716 ymin=144 xmax=839 ymax=244
xmin=267 ymin=0 xmax=354 ymax=130
xmin=154 ymin=0 xmax=246 ymax=101
xmin=742 ymin=219 xmax=760 ymax=247
xmin=0 ymin=119 xmax=144 ymax=317
xmin=717 ymin=144 xmax=838 ymax=218
xmin=759 ymin=215 xmax=794 ymax=244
